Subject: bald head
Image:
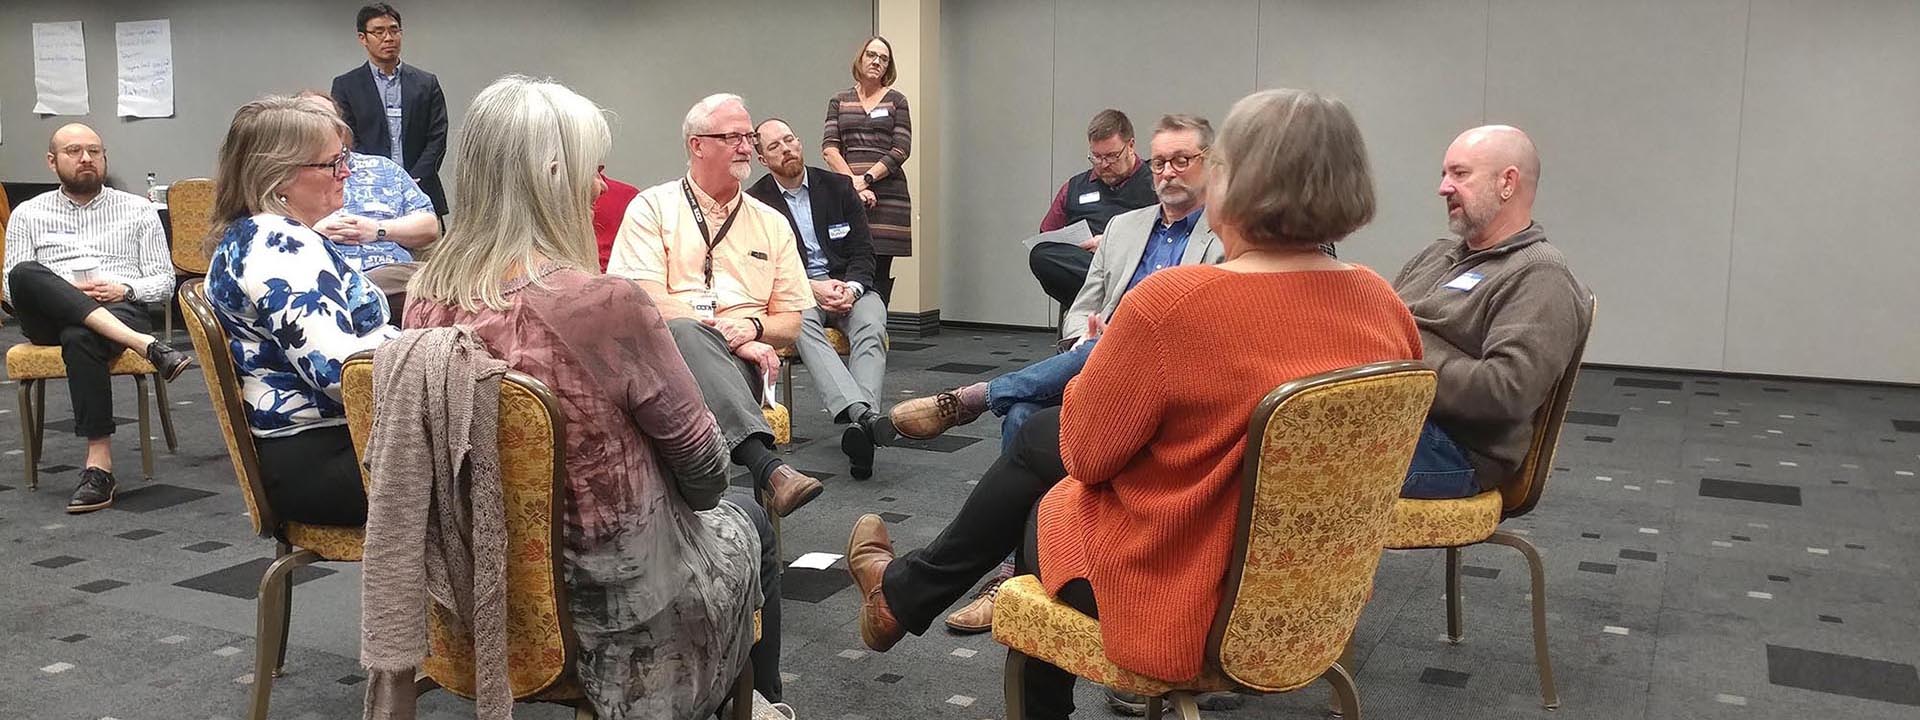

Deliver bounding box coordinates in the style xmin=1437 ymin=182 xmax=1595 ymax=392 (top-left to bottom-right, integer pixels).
xmin=47 ymin=123 xmax=107 ymax=198
xmin=1438 ymin=125 xmax=1540 ymax=248
xmin=49 ymin=123 xmax=101 ymax=154
xmin=1452 ymin=124 xmax=1539 ymax=188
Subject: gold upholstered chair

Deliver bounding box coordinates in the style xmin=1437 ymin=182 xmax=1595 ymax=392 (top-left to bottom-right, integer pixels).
xmin=177 ymin=279 xmax=365 ymax=720
xmin=5 ymin=228 xmax=180 ymax=489
xmin=775 ymin=326 xmax=888 ymax=413
xmin=1382 ymin=296 xmax=1595 ymax=710
xmin=163 ymin=178 xmax=215 ymax=342
xmin=992 ymin=361 xmax=1437 ymax=720
xmin=342 ymin=352 xmax=756 ymax=720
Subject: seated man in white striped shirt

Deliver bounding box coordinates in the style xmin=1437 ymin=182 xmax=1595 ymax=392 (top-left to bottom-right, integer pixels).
xmin=2 ymin=123 xmax=193 ymax=514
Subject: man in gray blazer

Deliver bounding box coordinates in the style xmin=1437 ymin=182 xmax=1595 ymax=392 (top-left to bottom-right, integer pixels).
xmin=890 ymin=114 xmax=1222 ymax=449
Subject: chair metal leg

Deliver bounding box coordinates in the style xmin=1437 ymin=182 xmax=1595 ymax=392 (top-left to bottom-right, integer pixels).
xmin=1003 ymin=649 xmax=1029 ymax=720
xmin=1145 ymin=695 xmax=1163 ymax=720
xmin=1170 ymin=692 xmax=1202 ymax=720
xmin=1323 ymin=662 xmax=1361 ymax=720
xmin=1444 ymin=546 xmax=1463 ymax=644
xmin=18 ymin=381 xmax=38 ymax=491
xmin=134 ymin=375 xmax=154 ymax=481
xmin=274 ymin=555 xmax=295 ymax=676
xmin=731 ymin=660 xmax=755 ymax=720
xmin=780 ymin=359 xmax=795 ymax=413
xmin=32 ymin=379 xmax=47 ymax=459
xmin=1485 ymin=531 xmax=1559 ymax=709
xmin=575 ymin=705 xmax=596 ymax=720
xmin=1329 ymin=642 xmax=1360 ymax=718
xmin=152 ymin=373 xmax=178 ymax=452
xmin=248 ymin=544 xmax=318 ymax=720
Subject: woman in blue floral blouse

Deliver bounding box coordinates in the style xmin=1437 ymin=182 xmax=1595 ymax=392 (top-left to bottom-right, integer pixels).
xmin=205 ymin=96 xmax=398 ymax=526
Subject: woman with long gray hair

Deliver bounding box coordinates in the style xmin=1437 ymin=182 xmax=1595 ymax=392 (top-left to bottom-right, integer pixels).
xmin=406 ymin=75 xmax=784 ymax=719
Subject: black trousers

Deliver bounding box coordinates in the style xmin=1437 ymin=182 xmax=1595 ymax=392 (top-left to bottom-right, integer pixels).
xmin=1028 ymin=243 xmax=1094 ymax=307
xmin=254 ymin=425 xmax=369 ymax=526
xmin=5 ymin=261 xmax=149 ymax=439
xmin=880 ymin=405 xmax=1089 ymax=718
xmin=727 ymin=487 xmax=785 ymax=702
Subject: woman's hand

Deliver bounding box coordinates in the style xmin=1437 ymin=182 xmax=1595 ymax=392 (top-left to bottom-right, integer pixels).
xmin=860 ymin=189 xmax=877 ymax=208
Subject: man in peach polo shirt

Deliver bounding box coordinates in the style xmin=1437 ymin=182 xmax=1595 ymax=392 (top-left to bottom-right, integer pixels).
xmin=609 ymin=92 xmax=823 ymax=518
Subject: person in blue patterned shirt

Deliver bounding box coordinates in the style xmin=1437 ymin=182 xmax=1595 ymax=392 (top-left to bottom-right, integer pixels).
xmin=298 ymin=91 xmax=438 ymax=303
xmin=205 ymin=96 xmax=398 ymax=526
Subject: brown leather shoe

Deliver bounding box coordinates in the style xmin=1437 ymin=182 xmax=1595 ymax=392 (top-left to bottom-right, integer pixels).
xmin=847 ymin=514 xmax=905 ymax=651
xmin=888 ymin=391 xmax=983 ymax=440
xmin=764 ymin=465 xmax=823 ymax=517
xmin=943 ymin=573 xmax=1008 ymax=634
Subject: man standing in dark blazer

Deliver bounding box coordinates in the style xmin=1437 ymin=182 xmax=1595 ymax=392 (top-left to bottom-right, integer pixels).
xmin=330 ymin=4 xmax=448 ymax=216
xmin=748 ymin=118 xmax=892 ymax=479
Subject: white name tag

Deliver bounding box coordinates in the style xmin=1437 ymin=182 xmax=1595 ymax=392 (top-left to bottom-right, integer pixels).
xmin=385 ymin=106 xmax=403 ymax=118
xmin=869 ymin=107 xmax=889 ymax=118
xmin=1077 ymin=191 xmax=1101 ymax=205
xmin=827 ymin=223 xmax=851 ymax=240
xmin=1444 ymin=272 xmax=1484 ymax=291
xmin=689 ymin=291 xmax=718 ymax=320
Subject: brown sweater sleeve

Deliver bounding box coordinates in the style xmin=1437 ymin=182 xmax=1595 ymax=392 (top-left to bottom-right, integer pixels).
xmin=1427 ymin=262 xmax=1585 ymax=426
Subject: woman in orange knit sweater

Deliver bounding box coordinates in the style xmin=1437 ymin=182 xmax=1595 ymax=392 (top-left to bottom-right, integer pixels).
xmin=845 ymin=88 xmax=1422 ymax=718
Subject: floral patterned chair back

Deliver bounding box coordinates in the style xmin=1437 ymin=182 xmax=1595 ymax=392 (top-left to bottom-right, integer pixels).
xmin=1204 ymin=361 xmax=1435 ymax=692
xmin=341 ymin=353 xmax=579 ymax=701
xmin=168 ymin=178 xmax=215 ymax=276
xmin=1500 ymin=295 xmax=1596 ymax=518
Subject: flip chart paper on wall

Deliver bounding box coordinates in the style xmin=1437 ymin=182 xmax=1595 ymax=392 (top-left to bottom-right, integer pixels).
xmin=117 ymin=19 xmax=174 ymax=118
xmin=32 ymin=21 xmax=89 ymax=115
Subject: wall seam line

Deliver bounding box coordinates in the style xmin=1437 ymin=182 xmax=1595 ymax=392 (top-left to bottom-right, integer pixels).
xmin=1722 ymin=0 xmax=1754 ymax=373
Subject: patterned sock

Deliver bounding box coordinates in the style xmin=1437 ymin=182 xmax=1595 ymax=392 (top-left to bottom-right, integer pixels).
xmin=954 ymin=382 xmax=988 ymax=413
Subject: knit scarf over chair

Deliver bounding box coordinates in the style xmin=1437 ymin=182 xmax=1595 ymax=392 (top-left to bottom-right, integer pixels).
xmin=361 ymin=327 xmax=511 ymax=720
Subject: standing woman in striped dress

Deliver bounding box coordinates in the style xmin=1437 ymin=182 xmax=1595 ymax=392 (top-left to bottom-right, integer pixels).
xmin=823 ymin=36 xmax=911 ymax=300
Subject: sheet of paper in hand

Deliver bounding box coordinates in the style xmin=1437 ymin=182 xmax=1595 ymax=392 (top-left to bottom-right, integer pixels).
xmin=1020 ymin=220 xmax=1092 ymax=251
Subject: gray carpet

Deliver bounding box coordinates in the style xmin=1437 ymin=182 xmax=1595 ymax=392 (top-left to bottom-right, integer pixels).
xmin=2 ymin=321 xmax=1917 ymax=719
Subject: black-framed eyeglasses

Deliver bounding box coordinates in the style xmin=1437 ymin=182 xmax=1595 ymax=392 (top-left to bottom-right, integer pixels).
xmin=298 ymin=151 xmax=351 ymax=175
xmin=1087 ymin=148 xmax=1131 ymax=167
xmin=1149 ymin=147 xmax=1210 ymax=174
xmin=360 ymin=27 xmax=403 ymax=39
xmin=862 ymin=49 xmax=892 ymax=65
xmin=694 ymin=132 xmax=755 ymax=147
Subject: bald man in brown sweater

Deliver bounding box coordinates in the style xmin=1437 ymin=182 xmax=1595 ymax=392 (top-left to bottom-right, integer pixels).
xmin=1393 ymin=125 xmax=1593 ymax=498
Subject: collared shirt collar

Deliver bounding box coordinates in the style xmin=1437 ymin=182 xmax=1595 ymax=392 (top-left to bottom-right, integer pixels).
xmin=1157 ymin=206 xmax=1202 ymax=233
xmin=686 ymin=173 xmax=742 ymax=218
xmin=59 ymin=188 xmax=108 ymax=210
xmin=1452 ymin=222 xmax=1547 ymax=262
xmin=779 ymin=170 xmax=811 ymax=196
xmin=368 ymin=60 xmax=403 ymax=80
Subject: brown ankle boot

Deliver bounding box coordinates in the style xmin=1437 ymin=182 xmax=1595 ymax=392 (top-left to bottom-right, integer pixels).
xmin=764 ymin=465 xmax=823 ymax=517
xmin=846 ymin=514 xmax=905 ymax=651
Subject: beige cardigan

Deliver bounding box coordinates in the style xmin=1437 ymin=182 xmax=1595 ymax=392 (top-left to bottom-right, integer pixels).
xmin=360 ymin=327 xmax=513 ymax=720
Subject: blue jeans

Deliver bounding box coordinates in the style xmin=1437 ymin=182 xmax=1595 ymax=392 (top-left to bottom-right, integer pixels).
xmin=987 ymin=339 xmax=1097 ymax=452
xmin=1402 ymin=420 xmax=1480 ymax=499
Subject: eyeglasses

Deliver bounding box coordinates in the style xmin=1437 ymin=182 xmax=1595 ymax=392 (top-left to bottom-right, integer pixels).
xmin=862 ymin=50 xmax=892 ymax=65
xmin=56 ymin=145 xmax=106 ymax=159
xmin=1087 ymin=148 xmax=1131 ymax=167
xmin=298 ymin=151 xmax=351 ymax=176
xmin=694 ymin=132 xmax=755 ymax=147
xmin=360 ymin=27 xmax=402 ymax=39
xmin=1149 ymin=148 xmax=1210 ymax=174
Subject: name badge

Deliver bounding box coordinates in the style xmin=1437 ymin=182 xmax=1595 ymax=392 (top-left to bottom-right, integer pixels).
xmin=1077 ymin=191 xmax=1101 ymax=205
xmin=828 ymin=223 xmax=851 ymax=240
xmin=869 ymin=107 xmax=890 ymax=118
xmin=689 ymin=290 xmax=718 ymax=320
xmin=1443 ymin=272 xmax=1484 ymax=291
xmin=385 ymin=106 xmax=403 ymax=118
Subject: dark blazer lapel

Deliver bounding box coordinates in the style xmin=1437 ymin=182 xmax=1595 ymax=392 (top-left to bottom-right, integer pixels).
xmin=753 ymin=175 xmax=807 ymax=254
xmin=806 ymin=167 xmax=835 ymax=253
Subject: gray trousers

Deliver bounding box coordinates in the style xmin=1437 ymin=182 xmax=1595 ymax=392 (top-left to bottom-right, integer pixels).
xmin=797 ymin=293 xmax=889 ymax=422
xmin=667 ymin=318 xmax=771 ymax=451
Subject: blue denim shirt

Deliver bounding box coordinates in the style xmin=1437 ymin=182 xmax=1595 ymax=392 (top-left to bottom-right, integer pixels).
xmin=777 ymin=176 xmax=832 ymax=279
xmin=1125 ymin=209 xmax=1201 ymax=291
xmin=327 ymin=152 xmax=434 ymax=271
xmin=370 ymin=61 xmax=404 ymax=165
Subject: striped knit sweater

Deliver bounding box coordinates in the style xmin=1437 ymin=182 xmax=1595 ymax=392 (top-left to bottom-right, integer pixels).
xmin=1037 ymin=263 xmax=1422 ymax=682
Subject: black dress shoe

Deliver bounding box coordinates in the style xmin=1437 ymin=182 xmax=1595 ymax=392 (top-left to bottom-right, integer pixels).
xmin=842 ymin=408 xmax=897 ymax=480
xmin=145 ymin=341 xmax=194 ymax=383
xmin=67 ymin=467 xmax=117 ymax=514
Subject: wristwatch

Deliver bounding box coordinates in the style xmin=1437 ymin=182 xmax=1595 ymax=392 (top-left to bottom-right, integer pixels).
xmin=121 ymin=283 xmax=136 ymax=301
xmin=375 ymin=222 xmax=388 ymax=241
xmin=861 ymin=172 xmax=874 ymax=186
xmin=747 ymin=316 xmax=765 ymax=341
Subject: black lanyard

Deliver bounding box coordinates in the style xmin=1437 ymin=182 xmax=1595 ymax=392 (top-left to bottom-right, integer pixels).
xmin=682 ymin=178 xmax=742 ymax=288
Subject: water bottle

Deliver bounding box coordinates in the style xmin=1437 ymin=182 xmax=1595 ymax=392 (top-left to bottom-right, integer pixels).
xmin=146 ymin=172 xmax=159 ymax=202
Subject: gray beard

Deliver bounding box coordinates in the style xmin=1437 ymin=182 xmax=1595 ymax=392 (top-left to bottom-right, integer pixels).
xmin=729 ymin=162 xmax=751 ymax=182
